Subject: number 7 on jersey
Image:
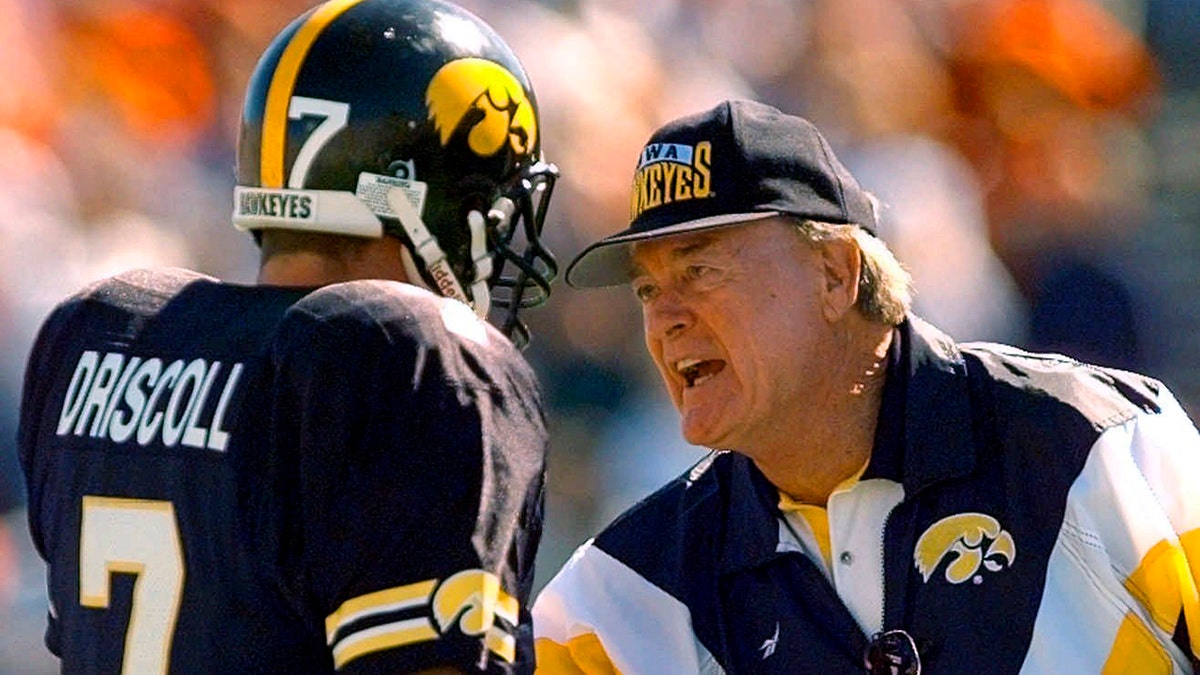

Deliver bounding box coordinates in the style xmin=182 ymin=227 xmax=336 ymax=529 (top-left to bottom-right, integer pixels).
xmin=80 ymin=496 xmax=185 ymax=675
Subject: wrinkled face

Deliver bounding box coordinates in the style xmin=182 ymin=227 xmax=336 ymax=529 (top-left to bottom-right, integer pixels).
xmin=630 ymin=217 xmax=833 ymax=453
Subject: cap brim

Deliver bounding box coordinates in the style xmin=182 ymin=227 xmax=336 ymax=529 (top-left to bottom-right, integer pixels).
xmin=565 ymin=211 xmax=781 ymax=288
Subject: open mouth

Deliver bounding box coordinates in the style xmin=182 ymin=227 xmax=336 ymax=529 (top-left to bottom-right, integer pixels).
xmin=676 ymin=358 xmax=725 ymax=388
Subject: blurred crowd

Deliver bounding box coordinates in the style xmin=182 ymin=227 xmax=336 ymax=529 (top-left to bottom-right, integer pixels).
xmin=1 ymin=0 xmax=1198 ymax=670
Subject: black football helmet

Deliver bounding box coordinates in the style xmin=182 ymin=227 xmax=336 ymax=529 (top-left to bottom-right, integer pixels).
xmin=234 ymin=0 xmax=558 ymax=346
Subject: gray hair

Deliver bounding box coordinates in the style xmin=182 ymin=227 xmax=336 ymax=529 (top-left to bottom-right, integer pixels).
xmin=792 ymin=219 xmax=913 ymax=325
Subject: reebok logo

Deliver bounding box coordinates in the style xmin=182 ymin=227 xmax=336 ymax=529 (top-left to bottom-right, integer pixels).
xmin=758 ymin=622 xmax=780 ymax=660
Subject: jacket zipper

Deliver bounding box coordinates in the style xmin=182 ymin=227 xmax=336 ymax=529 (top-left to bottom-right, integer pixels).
xmin=879 ymin=507 xmax=893 ymax=634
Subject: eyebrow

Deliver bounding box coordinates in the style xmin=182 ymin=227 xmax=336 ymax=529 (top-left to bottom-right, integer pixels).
xmin=629 ymin=235 xmax=721 ymax=278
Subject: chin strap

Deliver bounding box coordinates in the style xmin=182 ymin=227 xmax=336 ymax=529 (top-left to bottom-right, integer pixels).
xmin=385 ymin=187 xmax=490 ymax=318
xmin=466 ymin=209 xmax=493 ymax=314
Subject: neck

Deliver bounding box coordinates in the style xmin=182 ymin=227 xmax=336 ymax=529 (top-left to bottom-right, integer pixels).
xmin=754 ymin=323 xmax=893 ymax=504
xmin=256 ymin=231 xmax=410 ymax=286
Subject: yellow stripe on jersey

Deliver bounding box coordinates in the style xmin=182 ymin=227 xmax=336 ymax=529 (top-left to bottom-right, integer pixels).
xmin=535 ymin=634 xmax=623 ymax=675
xmin=485 ymin=627 xmax=517 ymax=666
xmin=325 ymin=578 xmax=437 ymax=644
xmin=1101 ymin=612 xmax=1172 ymax=675
xmin=261 ymin=0 xmax=367 ymax=188
xmin=1123 ymin=538 xmax=1198 ymax=636
xmin=332 ymin=618 xmax=439 ymax=670
xmin=496 ymin=590 xmax=520 ymax=625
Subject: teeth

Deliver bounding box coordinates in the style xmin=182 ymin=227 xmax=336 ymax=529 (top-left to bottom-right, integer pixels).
xmin=674 ymin=358 xmax=707 ymax=388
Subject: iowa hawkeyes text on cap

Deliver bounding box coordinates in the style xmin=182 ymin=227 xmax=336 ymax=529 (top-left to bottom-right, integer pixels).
xmin=630 ymin=141 xmax=713 ymax=222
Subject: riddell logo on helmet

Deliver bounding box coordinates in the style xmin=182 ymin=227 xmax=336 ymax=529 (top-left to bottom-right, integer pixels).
xmin=426 ymin=58 xmax=537 ymax=159
xmin=630 ymin=141 xmax=713 ymax=221
xmin=430 ymin=263 xmax=460 ymax=299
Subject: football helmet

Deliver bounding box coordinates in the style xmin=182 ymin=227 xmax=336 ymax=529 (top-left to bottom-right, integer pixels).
xmin=234 ymin=0 xmax=558 ymax=346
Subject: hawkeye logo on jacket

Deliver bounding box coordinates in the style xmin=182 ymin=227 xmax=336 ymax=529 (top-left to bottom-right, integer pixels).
xmin=914 ymin=513 xmax=1016 ymax=584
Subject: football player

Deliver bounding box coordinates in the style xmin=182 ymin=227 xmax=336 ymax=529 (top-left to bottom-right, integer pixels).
xmin=18 ymin=0 xmax=558 ymax=673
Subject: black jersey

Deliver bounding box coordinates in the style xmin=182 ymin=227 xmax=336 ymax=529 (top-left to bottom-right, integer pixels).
xmin=17 ymin=268 xmax=547 ymax=674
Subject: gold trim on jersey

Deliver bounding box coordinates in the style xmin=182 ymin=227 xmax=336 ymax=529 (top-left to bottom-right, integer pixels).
xmin=325 ymin=578 xmax=437 ymax=644
xmin=325 ymin=571 xmax=521 ymax=668
xmin=332 ymin=618 xmax=440 ymax=670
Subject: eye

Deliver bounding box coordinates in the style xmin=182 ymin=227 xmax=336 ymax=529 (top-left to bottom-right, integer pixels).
xmin=683 ymin=264 xmax=723 ymax=287
xmin=632 ymin=280 xmax=659 ymax=303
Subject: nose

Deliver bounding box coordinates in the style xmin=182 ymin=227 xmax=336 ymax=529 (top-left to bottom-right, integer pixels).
xmin=643 ymin=290 xmax=692 ymax=340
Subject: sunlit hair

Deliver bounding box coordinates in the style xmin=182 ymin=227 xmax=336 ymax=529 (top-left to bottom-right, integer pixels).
xmin=791 ymin=217 xmax=913 ymax=325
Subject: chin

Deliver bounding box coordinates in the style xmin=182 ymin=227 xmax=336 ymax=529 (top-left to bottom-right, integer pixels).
xmin=679 ymin=419 xmax=704 ymax=446
xmin=681 ymin=418 xmax=727 ymax=450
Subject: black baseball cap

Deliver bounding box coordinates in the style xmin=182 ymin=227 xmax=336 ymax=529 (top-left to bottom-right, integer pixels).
xmin=565 ymin=99 xmax=878 ymax=288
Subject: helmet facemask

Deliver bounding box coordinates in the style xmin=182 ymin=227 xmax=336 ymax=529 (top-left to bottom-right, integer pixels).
xmin=484 ymin=161 xmax=558 ymax=348
xmin=388 ymin=160 xmax=558 ymax=349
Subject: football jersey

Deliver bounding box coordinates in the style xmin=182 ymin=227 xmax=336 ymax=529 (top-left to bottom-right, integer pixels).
xmin=18 ymin=267 xmax=547 ymax=674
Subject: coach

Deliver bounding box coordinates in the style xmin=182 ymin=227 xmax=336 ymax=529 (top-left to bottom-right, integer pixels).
xmin=532 ymin=99 xmax=1200 ymax=674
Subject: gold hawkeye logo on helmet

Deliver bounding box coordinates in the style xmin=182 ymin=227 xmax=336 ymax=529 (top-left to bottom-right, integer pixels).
xmin=914 ymin=512 xmax=1016 ymax=585
xmin=426 ymin=58 xmax=537 ymax=158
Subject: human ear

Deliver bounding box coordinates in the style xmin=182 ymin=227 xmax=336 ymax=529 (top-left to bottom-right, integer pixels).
xmin=819 ymin=239 xmax=862 ymax=321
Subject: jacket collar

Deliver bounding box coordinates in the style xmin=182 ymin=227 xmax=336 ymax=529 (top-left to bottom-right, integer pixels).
xmin=719 ymin=453 xmax=787 ymax=573
xmin=718 ymin=315 xmax=978 ymax=574
xmin=868 ymin=315 xmax=977 ymax=494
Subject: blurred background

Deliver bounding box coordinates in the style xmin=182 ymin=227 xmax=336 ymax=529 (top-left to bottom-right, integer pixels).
xmin=1 ymin=0 xmax=1198 ymax=669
